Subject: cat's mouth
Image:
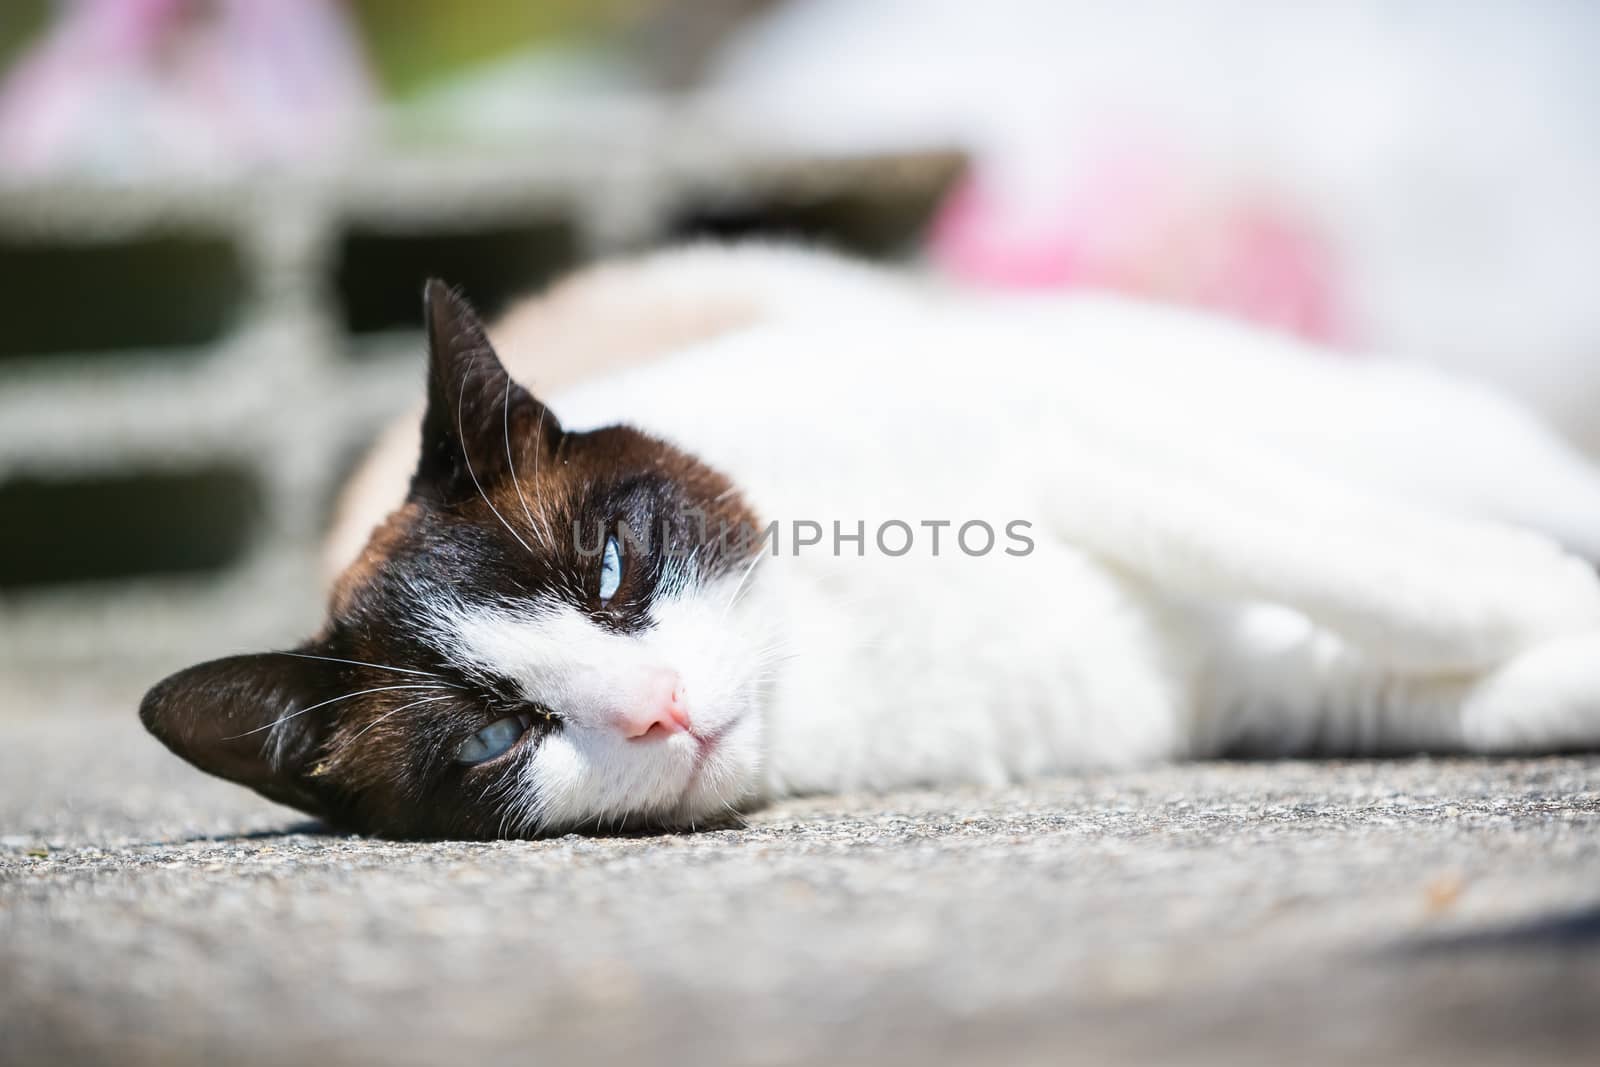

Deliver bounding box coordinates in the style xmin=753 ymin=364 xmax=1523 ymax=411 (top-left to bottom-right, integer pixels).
xmin=687 ymin=725 xmax=727 ymax=772
xmin=676 ymin=719 xmax=746 ymax=805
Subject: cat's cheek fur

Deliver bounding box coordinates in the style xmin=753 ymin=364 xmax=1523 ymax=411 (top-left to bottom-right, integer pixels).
xmin=429 ymin=572 xmax=773 ymax=833
xmin=517 ymin=709 xmax=764 ymax=833
xmin=516 ymin=730 xmax=694 ymax=832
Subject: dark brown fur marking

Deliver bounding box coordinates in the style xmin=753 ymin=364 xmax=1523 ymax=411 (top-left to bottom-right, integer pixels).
xmin=140 ymin=280 xmax=758 ymax=838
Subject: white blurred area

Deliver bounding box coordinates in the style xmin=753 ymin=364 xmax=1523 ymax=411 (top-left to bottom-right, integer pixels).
xmin=710 ymin=0 xmax=1600 ymax=454
xmin=2 ymin=0 xmax=1595 ymax=454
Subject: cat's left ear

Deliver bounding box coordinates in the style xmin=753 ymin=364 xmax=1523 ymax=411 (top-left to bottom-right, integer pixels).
xmin=139 ymin=648 xmax=344 ymax=819
xmin=411 ymin=279 xmax=562 ymax=506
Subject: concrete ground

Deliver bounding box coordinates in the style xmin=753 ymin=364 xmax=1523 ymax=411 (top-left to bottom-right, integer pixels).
xmin=3 ymin=682 xmax=1598 ymax=1067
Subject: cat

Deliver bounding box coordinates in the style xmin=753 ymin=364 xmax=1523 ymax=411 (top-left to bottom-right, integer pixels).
xmin=141 ymin=243 xmax=1600 ymax=838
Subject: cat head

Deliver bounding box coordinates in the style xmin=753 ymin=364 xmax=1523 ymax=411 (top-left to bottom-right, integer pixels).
xmin=141 ymin=281 xmax=773 ymax=838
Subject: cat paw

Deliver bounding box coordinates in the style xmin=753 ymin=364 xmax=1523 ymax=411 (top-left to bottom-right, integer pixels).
xmin=1460 ymin=632 xmax=1600 ymax=752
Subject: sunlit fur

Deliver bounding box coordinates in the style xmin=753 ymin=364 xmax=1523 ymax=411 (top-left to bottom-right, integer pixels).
xmin=418 ymin=567 xmax=778 ymax=834
xmin=143 ymin=244 xmax=1600 ymax=839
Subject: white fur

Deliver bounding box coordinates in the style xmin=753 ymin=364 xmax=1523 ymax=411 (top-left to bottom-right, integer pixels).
xmin=376 ymin=246 xmax=1600 ymax=828
xmin=420 ymin=572 xmax=774 ymax=833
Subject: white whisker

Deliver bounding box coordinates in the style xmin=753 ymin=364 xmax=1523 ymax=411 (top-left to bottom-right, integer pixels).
xmin=345 ymin=694 xmax=452 ymax=745
xmin=226 ymin=684 xmax=450 ymax=740
xmin=503 ymin=375 xmax=548 ymax=550
xmin=720 ymin=550 xmax=766 ymax=622
xmin=274 ymin=651 xmax=447 ymax=680
xmin=458 ymin=354 xmax=534 ymax=557
xmin=529 ymin=402 xmax=557 ymax=546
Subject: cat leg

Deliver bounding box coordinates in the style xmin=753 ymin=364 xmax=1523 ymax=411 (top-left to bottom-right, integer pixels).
xmin=1185 ymin=602 xmax=1600 ymax=757
xmin=1040 ymin=415 xmax=1600 ymax=675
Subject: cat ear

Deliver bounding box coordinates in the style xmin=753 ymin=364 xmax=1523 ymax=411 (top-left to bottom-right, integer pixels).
xmin=412 ymin=279 xmax=561 ymax=506
xmin=139 ymin=649 xmax=342 ymax=818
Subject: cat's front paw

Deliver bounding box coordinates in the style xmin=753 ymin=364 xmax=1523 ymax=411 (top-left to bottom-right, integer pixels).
xmin=1460 ymin=632 xmax=1600 ymax=753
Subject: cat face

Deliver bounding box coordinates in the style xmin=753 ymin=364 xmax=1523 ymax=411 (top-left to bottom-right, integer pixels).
xmin=140 ymin=282 xmax=773 ymax=838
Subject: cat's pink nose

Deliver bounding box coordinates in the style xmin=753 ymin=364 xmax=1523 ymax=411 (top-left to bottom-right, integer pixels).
xmin=619 ymin=672 xmax=691 ymax=740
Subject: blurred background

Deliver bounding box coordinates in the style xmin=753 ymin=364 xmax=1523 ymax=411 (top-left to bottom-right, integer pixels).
xmin=1 ymin=0 xmax=1597 ymax=694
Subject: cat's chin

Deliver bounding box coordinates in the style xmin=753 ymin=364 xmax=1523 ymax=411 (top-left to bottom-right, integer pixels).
xmin=663 ymin=713 xmax=764 ymax=829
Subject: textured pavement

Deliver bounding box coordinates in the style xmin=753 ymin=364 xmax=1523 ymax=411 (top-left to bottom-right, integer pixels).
xmin=3 ymin=681 xmax=1598 ymax=1066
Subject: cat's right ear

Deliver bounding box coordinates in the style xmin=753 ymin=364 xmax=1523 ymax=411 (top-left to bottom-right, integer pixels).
xmin=138 ymin=649 xmax=342 ymax=819
xmin=412 ymin=279 xmax=561 ymax=506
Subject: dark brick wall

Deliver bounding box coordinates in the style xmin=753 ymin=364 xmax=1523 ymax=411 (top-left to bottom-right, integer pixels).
xmin=0 ymin=145 xmax=963 ymax=682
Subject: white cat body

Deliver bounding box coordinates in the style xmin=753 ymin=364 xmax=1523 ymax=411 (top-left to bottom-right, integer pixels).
xmin=337 ymin=246 xmax=1600 ymax=822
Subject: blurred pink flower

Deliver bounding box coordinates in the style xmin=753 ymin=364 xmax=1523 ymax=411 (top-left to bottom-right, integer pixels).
xmin=932 ymin=146 xmax=1348 ymax=345
xmin=0 ymin=0 xmax=376 ymax=177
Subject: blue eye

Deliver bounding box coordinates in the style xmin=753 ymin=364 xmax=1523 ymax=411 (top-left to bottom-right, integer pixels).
xmin=454 ymin=714 xmax=529 ymax=764
xmin=599 ymin=535 xmax=622 ymax=601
